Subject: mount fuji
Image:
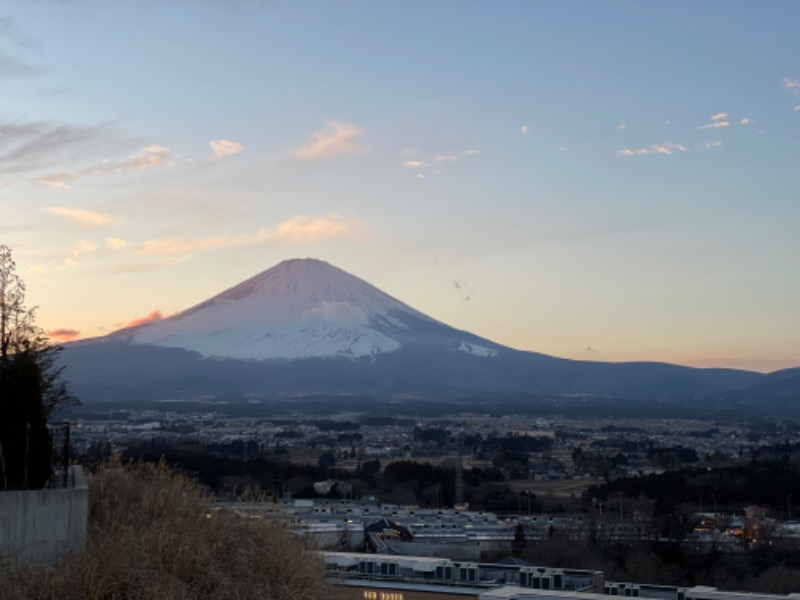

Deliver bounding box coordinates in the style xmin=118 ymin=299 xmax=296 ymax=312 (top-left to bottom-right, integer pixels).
xmin=62 ymin=258 xmax=779 ymax=403
xmin=111 ymin=258 xmax=496 ymax=362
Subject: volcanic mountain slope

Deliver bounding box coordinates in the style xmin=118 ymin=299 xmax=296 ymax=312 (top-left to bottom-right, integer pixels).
xmin=63 ymin=258 xmax=775 ymax=402
xmin=109 ymin=258 xmax=503 ymax=361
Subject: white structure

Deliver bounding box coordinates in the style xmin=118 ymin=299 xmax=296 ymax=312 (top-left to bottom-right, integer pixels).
xmin=0 ymin=466 xmax=88 ymax=565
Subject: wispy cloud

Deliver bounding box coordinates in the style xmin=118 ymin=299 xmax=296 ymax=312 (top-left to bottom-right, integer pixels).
xmin=0 ymin=53 xmax=40 ymax=77
xmin=783 ymin=78 xmax=800 ymax=108
xmin=37 ymin=172 xmax=75 ymax=189
xmin=294 ymin=121 xmax=362 ymax=160
xmin=138 ymin=235 xmax=230 ymax=256
xmin=0 ymin=16 xmax=40 ymax=51
xmin=698 ymin=140 xmax=722 ymax=151
xmin=403 ymin=160 xmax=427 ymax=168
xmin=209 ymin=138 xmax=243 ymax=160
xmin=47 ymin=328 xmax=80 ymax=342
xmin=435 ymin=155 xmax=458 ymax=163
xmin=0 ymin=19 xmax=40 ymax=77
xmin=96 ymin=145 xmax=171 ymax=173
xmin=45 ymin=206 xmax=117 ymax=228
xmin=37 ymin=145 xmax=173 ymax=189
xmin=617 ymin=143 xmax=689 ymax=157
xmin=0 ymin=118 xmax=120 ymax=175
xmin=119 ymin=309 xmax=166 ymax=329
xmin=739 ymin=118 xmax=751 ymax=125
xmin=138 ymin=213 xmax=364 ymax=257
xmin=710 ymin=113 xmax=728 ymax=121
xmin=26 ymin=264 xmax=48 ymax=275
xmin=275 ymin=215 xmax=361 ymax=242
xmin=462 ymin=149 xmax=480 ymax=156
xmin=105 ymin=237 xmax=127 ymax=250
xmin=520 ymin=124 xmax=529 ymax=135
xmin=700 ymin=121 xmax=730 ymax=130
xmin=107 ymin=257 xmax=188 ymax=274
xmin=617 ymin=124 xmax=627 ymax=130
xmin=64 ymin=240 xmax=98 ymax=266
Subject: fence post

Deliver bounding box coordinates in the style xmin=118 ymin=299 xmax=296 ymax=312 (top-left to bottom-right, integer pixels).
xmin=23 ymin=422 xmax=30 ymax=489
xmin=63 ymin=421 xmax=70 ymax=488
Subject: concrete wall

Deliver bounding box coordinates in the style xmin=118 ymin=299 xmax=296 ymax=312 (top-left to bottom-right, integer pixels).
xmin=0 ymin=466 xmax=88 ymax=565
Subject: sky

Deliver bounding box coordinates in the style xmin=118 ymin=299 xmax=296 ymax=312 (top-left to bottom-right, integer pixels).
xmin=1 ymin=1 xmax=799 ymax=373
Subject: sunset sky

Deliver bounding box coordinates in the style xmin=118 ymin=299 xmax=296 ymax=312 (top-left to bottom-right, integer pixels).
xmin=2 ymin=1 xmax=798 ymax=372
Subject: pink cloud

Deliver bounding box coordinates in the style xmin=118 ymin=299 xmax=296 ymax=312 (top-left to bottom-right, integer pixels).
xmin=47 ymin=328 xmax=80 ymax=342
xmin=294 ymin=122 xmax=362 ymax=160
xmin=119 ymin=309 xmax=166 ymax=329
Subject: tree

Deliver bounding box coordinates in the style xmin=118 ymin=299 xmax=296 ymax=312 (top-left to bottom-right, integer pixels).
xmin=0 ymin=245 xmax=77 ymax=489
xmin=318 ymin=449 xmax=336 ymax=470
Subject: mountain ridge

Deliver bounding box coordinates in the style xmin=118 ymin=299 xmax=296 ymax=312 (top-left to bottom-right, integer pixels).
xmin=61 ymin=258 xmax=794 ymax=404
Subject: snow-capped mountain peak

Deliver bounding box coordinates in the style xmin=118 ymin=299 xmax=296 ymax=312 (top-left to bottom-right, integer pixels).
xmin=116 ymin=258 xmax=444 ymax=361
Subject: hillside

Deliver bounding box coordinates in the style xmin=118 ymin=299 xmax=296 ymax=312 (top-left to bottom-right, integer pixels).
xmin=0 ymin=460 xmax=333 ymax=600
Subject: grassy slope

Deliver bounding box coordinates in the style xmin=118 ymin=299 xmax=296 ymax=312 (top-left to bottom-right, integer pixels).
xmin=0 ymin=460 xmax=336 ymax=600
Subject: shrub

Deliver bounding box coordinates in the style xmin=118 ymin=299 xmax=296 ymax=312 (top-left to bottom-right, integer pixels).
xmin=0 ymin=458 xmax=335 ymax=599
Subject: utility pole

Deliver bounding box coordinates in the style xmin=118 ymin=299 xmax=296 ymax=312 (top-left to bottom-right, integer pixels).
xmin=455 ymin=430 xmax=464 ymax=507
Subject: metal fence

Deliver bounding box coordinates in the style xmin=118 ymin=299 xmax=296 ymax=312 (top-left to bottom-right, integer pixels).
xmin=0 ymin=421 xmax=72 ymax=490
xmin=48 ymin=421 xmax=72 ymax=489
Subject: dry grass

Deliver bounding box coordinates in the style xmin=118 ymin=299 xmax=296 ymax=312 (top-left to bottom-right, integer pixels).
xmin=0 ymin=458 xmax=336 ymax=600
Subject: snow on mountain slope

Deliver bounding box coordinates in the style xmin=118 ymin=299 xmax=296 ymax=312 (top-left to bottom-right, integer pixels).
xmin=114 ymin=258 xmax=457 ymax=361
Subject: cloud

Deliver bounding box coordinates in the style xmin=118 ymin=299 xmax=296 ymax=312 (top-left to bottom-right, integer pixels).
xmin=0 ymin=53 xmax=40 ymax=77
xmin=0 ymin=118 xmax=119 ymax=175
xmin=37 ymin=172 xmax=76 ymax=189
xmin=274 ymin=214 xmax=359 ymax=242
xmin=47 ymin=328 xmax=80 ymax=342
xmin=698 ymin=140 xmax=722 ymax=151
xmin=209 ymin=138 xmax=243 ymax=160
xmin=138 ymin=235 xmax=231 ymax=256
xmin=45 ymin=206 xmax=117 ymax=228
xmin=138 ymin=213 xmax=363 ymax=256
xmin=0 ymin=16 xmax=40 ymax=51
xmin=64 ymin=239 xmax=98 ymax=266
xmin=294 ymin=121 xmax=362 ymax=159
xmin=617 ymin=124 xmax=627 ymax=130
xmin=37 ymin=145 xmax=173 ymax=188
xmin=795 ymin=105 xmax=800 ymax=111
xmin=435 ymin=155 xmax=458 ymax=163
xmin=709 ymin=113 xmax=728 ymax=121
xmin=26 ymin=264 xmax=48 ymax=275
xmin=616 ymin=143 xmax=689 ymax=157
xmin=520 ymin=124 xmax=529 ymax=135
xmin=94 ymin=145 xmax=171 ymax=174
xmin=416 ymin=174 xmax=425 ymax=180
xmin=462 ymin=149 xmax=480 ymax=156
xmin=700 ymin=121 xmax=730 ymax=129
xmin=119 ymin=309 xmax=166 ymax=329
xmin=783 ymin=78 xmax=800 ymax=89
xmin=403 ymin=160 xmax=427 ymax=168
xmin=107 ymin=256 xmax=189 ymax=274
xmin=739 ymin=118 xmax=751 ymax=125
xmin=105 ymin=237 xmax=127 ymax=249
